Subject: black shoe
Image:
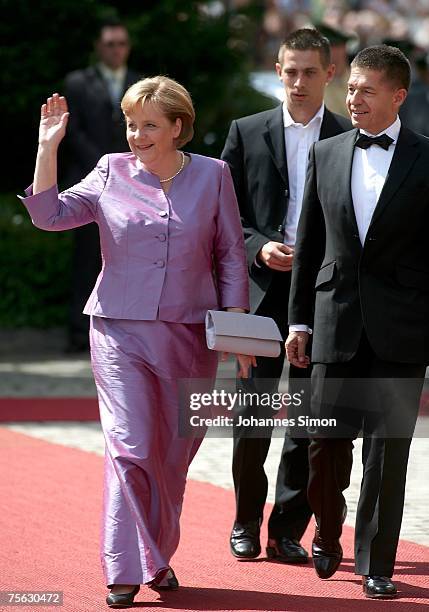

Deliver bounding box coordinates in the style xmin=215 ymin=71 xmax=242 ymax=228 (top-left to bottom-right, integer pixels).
xmin=106 ymin=585 xmax=140 ymax=608
xmin=362 ymin=576 xmax=397 ymax=599
xmin=266 ymin=537 xmax=309 ymax=564
xmin=312 ymin=525 xmax=343 ymax=579
xmin=149 ymin=567 xmax=179 ymax=591
xmin=230 ymin=519 xmax=261 ymax=559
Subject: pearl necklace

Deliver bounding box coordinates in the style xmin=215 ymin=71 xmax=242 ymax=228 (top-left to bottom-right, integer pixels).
xmin=159 ymin=151 xmax=186 ymax=183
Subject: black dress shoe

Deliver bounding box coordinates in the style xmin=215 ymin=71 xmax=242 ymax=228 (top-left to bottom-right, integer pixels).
xmin=106 ymin=585 xmax=140 ymax=608
xmin=362 ymin=576 xmax=397 ymax=598
xmin=149 ymin=567 xmax=179 ymax=591
xmin=312 ymin=526 xmax=342 ymax=579
xmin=230 ymin=519 xmax=261 ymax=559
xmin=266 ymin=537 xmax=309 ymax=564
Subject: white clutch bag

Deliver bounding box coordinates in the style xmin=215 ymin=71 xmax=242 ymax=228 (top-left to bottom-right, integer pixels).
xmin=205 ymin=310 xmax=283 ymax=358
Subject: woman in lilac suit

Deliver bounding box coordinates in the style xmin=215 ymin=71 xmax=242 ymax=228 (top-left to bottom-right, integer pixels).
xmin=20 ymin=76 xmax=253 ymax=608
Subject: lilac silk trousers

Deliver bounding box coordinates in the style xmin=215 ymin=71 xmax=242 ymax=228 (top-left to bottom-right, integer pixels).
xmin=90 ymin=315 xmax=218 ymax=586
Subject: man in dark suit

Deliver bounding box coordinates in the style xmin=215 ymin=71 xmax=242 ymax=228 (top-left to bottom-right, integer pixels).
xmin=63 ymin=18 xmax=139 ymax=351
xmin=286 ymin=45 xmax=428 ymax=598
xmin=222 ymin=29 xmax=351 ymax=563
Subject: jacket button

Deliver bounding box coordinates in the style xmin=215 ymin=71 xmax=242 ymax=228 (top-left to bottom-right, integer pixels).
xmin=284 ymin=189 xmax=289 ymax=197
xmin=159 ymin=210 xmax=168 ymax=217
xmin=155 ymin=260 xmax=165 ymax=268
xmin=157 ymin=233 xmax=166 ymax=242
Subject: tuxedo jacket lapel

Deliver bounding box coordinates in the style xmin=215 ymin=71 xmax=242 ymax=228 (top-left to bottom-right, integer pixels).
xmin=262 ymin=105 xmax=289 ymax=187
xmin=370 ymin=127 xmax=420 ymax=227
xmin=336 ymin=129 xmax=361 ymax=237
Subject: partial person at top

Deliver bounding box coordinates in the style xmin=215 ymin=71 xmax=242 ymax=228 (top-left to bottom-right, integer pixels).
xmin=62 ymin=17 xmax=140 ymax=352
xmin=63 ymin=17 xmax=140 ymax=185
xmin=390 ymin=38 xmax=429 ymax=137
xmin=315 ymin=22 xmax=356 ymax=117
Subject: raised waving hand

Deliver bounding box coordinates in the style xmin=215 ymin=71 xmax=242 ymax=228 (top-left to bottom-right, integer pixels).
xmin=34 ymin=93 xmax=69 ymax=194
xmin=39 ymin=93 xmax=69 ymax=148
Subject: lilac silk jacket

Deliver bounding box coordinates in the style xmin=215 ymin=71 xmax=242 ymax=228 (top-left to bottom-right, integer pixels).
xmin=20 ymin=152 xmax=250 ymax=322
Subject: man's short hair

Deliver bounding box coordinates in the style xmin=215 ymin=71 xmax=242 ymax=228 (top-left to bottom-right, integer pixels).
xmin=351 ymin=45 xmax=411 ymax=90
xmin=278 ymin=28 xmax=331 ymax=68
xmin=96 ymin=17 xmax=128 ymax=39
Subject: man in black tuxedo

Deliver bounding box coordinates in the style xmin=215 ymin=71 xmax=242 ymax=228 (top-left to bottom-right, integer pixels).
xmin=63 ymin=18 xmax=139 ymax=351
xmin=222 ymin=29 xmax=351 ymax=563
xmin=286 ymin=45 xmax=428 ymax=598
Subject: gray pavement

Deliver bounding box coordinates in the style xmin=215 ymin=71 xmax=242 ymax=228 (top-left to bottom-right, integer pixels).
xmin=1 ymin=330 xmax=428 ymax=546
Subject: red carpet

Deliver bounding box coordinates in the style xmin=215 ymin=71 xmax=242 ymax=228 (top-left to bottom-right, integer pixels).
xmin=0 ymin=398 xmax=99 ymax=421
xmin=0 ymin=427 xmax=428 ymax=612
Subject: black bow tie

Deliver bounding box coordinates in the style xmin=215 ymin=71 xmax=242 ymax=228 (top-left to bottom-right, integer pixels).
xmin=355 ymin=133 xmax=394 ymax=151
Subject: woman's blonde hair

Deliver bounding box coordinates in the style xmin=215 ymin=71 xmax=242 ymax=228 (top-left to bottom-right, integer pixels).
xmin=121 ymin=76 xmax=195 ymax=147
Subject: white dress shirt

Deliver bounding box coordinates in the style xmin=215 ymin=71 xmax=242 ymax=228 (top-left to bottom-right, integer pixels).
xmin=289 ymin=115 xmax=401 ymax=334
xmin=98 ymin=63 xmax=126 ymax=105
xmin=254 ymin=103 xmax=324 ymax=273
xmin=352 ymin=116 xmax=400 ymax=244
xmin=283 ymin=102 xmax=324 ymax=246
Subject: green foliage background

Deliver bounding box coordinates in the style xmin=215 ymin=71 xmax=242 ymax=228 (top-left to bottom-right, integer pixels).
xmin=0 ymin=0 xmax=274 ymax=327
xmin=0 ymin=194 xmax=72 ymax=327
